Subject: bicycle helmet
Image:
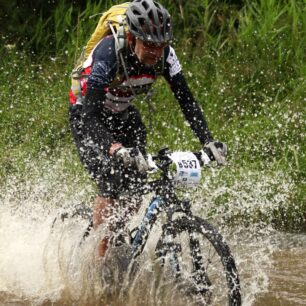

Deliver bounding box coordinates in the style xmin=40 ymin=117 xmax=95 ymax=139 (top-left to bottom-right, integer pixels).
xmin=126 ymin=0 xmax=173 ymax=44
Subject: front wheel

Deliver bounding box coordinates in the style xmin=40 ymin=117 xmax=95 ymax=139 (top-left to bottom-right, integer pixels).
xmin=155 ymin=216 xmax=241 ymax=306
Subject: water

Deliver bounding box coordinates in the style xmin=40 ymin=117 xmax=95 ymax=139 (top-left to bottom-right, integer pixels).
xmin=254 ymin=238 xmax=306 ymax=306
xmin=0 ymin=160 xmax=305 ymax=306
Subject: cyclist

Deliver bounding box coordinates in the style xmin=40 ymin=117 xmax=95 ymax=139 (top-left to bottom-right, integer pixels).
xmin=69 ymin=0 xmax=227 ymax=257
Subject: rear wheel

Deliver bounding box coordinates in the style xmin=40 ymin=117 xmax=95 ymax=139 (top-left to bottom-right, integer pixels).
xmin=51 ymin=203 xmax=93 ymax=239
xmin=155 ymin=216 xmax=241 ymax=306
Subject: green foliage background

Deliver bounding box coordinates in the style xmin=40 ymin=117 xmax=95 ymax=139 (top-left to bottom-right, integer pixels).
xmin=0 ymin=0 xmax=305 ymax=230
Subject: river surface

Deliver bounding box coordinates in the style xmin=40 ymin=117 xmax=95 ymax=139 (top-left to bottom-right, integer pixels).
xmin=0 ymin=164 xmax=305 ymax=306
xmin=1 ymin=202 xmax=305 ymax=306
xmin=254 ymin=246 xmax=306 ymax=306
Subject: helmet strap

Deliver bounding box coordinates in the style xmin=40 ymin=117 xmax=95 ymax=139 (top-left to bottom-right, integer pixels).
xmin=127 ymin=32 xmax=137 ymax=53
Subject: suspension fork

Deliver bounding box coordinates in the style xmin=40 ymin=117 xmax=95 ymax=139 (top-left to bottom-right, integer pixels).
xmin=155 ymin=220 xmax=182 ymax=276
xmin=189 ymin=231 xmax=212 ymax=293
xmin=154 ymin=198 xmax=192 ymax=276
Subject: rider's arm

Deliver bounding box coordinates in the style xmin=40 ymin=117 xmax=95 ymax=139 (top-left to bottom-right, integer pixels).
xmin=163 ymin=47 xmax=213 ymax=145
xmin=81 ymin=37 xmax=119 ymax=155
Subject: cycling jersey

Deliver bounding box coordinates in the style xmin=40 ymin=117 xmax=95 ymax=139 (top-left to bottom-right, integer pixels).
xmin=70 ymin=35 xmax=213 ymax=156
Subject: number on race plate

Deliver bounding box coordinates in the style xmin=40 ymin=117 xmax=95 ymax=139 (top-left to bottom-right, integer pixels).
xmin=178 ymin=160 xmax=198 ymax=169
xmin=169 ymin=152 xmax=201 ymax=187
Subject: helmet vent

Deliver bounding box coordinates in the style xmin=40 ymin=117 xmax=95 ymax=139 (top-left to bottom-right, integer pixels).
xmin=133 ymin=9 xmax=141 ymax=16
xmin=148 ymin=10 xmax=154 ymax=23
xmin=142 ymin=1 xmax=149 ymax=10
xmin=139 ymin=18 xmax=145 ymax=27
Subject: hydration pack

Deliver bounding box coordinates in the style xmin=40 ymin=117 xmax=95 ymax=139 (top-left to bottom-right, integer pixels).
xmin=71 ymin=3 xmax=130 ymax=104
xmin=84 ymin=2 xmax=130 ymax=61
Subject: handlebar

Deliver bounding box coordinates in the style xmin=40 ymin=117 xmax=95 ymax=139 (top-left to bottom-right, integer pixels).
xmin=146 ymin=147 xmax=211 ymax=173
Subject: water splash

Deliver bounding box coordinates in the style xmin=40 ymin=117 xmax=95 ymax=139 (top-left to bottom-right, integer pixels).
xmin=0 ymin=156 xmax=302 ymax=305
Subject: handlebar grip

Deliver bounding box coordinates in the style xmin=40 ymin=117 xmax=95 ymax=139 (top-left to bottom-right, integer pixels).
xmin=199 ymin=150 xmax=211 ymax=165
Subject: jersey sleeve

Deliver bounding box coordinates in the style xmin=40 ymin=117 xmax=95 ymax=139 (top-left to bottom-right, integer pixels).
xmin=81 ymin=37 xmax=118 ymax=155
xmin=86 ymin=37 xmax=118 ymax=89
xmin=163 ymin=46 xmax=213 ymax=144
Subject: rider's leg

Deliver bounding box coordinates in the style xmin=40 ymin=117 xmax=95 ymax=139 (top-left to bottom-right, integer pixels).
xmin=69 ymin=105 xmax=147 ymax=257
xmin=93 ymin=195 xmax=115 ymax=257
xmin=92 ymin=107 xmax=147 ymax=258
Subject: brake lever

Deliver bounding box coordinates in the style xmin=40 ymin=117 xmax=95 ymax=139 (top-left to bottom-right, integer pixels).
xmin=199 ymin=150 xmax=211 ymax=166
xmin=146 ymin=154 xmax=158 ymax=173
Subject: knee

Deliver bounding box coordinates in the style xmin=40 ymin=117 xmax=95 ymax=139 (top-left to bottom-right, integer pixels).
xmin=93 ymin=195 xmax=114 ymax=229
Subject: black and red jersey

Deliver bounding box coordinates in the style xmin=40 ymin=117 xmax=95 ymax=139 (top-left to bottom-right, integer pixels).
xmin=70 ymin=35 xmax=213 ymax=154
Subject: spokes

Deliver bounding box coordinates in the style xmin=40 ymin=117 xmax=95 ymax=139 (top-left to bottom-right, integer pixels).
xmin=155 ymin=217 xmax=241 ymax=305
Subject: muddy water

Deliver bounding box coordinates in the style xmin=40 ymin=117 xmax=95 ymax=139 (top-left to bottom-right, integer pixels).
xmin=1 ymin=202 xmax=305 ymax=306
xmin=0 ymin=163 xmax=305 ymax=306
xmin=254 ymin=247 xmax=306 ymax=306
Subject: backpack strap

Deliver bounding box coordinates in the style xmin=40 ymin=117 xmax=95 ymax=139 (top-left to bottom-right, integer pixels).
xmin=109 ymin=22 xmax=166 ymax=126
xmin=109 ymin=22 xmax=137 ymax=97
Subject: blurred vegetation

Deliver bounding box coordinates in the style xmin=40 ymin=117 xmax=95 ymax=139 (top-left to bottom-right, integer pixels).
xmin=0 ymin=0 xmax=244 ymax=58
xmin=0 ymin=0 xmax=305 ymax=231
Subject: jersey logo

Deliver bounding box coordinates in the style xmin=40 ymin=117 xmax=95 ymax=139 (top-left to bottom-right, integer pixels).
xmin=166 ymin=47 xmax=182 ymax=77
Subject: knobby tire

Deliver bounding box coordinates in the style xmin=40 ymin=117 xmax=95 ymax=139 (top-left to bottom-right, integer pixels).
xmin=156 ymin=216 xmax=241 ymax=306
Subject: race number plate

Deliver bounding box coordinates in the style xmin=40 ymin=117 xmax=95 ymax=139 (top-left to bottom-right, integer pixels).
xmin=169 ymin=152 xmax=201 ymax=187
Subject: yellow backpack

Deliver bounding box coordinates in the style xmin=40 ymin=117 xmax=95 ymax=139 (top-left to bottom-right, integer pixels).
xmin=71 ymin=2 xmax=130 ymax=103
xmin=83 ymin=2 xmax=130 ymax=60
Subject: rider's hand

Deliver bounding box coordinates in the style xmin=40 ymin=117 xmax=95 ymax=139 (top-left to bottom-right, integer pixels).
xmin=203 ymin=141 xmax=227 ymax=165
xmin=114 ymin=146 xmax=149 ymax=174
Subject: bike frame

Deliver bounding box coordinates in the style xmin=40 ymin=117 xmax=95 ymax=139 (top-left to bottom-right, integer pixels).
xmin=129 ymin=171 xmax=213 ymax=290
xmin=128 ymin=154 xmax=196 ymax=258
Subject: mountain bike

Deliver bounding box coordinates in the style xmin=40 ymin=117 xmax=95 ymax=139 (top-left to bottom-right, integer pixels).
xmin=55 ymin=147 xmax=241 ymax=305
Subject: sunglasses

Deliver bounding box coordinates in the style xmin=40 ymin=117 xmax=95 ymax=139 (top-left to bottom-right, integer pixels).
xmin=138 ymin=39 xmax=169 ymax=49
